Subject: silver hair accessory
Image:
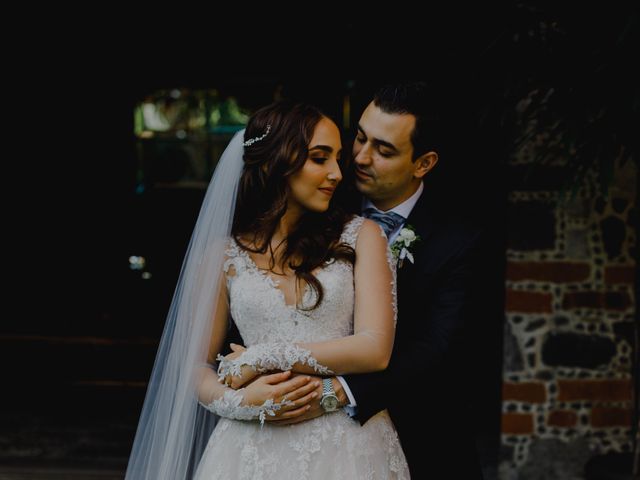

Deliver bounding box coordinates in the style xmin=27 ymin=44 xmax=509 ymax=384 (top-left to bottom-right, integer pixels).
xmin=243 ymin=124 xmax=271 ymax=147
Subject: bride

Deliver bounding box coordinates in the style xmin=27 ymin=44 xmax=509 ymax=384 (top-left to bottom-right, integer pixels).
xmin=125 ymin=100 xmax=409 ymax=479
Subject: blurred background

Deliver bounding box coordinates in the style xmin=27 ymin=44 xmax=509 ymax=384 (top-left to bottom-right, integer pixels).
xmin=3 ymin=3 xmax=637 ymax=479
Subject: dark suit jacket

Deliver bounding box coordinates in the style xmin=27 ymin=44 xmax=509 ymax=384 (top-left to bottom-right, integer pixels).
xmin=343 ymin=190 xmax=484 ymax=479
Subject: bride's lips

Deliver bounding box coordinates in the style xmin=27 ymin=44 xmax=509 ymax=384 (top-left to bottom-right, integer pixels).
xmin=318 ymin=187 xmax=335 ymax=196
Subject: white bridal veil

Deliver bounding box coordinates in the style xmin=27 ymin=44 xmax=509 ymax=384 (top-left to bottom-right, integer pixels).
xmin=125 ymin=130 xmax=246 ymax=479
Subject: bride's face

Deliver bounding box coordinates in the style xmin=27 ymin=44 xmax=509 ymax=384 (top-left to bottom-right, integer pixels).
xmin=287 ymin=117 xmax=343 ymax=213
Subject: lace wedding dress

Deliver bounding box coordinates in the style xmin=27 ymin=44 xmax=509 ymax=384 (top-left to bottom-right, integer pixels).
xmin=193 ymin=216 xmax=409 ymax=479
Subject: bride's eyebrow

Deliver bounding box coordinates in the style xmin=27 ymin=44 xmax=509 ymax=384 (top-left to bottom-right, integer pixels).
xmin=309 ymin=145 xmax=343 ymax=158
xmin=309 ymin=145 xmax=334 ymax=153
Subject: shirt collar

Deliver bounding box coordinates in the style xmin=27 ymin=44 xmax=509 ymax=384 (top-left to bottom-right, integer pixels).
xmin=362 ymin=181 xmax=424 ymax=218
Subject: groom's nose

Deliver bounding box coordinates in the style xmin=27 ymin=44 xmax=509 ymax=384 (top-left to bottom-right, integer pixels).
xmin=354 ymin=142 xmax=372 ymax=166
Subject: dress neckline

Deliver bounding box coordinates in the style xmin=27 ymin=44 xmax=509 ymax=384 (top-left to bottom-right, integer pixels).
xmin=230 ymin=238 xmax=318 ymax=310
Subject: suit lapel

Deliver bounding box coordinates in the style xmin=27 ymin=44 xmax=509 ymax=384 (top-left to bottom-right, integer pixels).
xmin=403 ymin=189 xmax=436 ymax=247
xmin=395 ymin=191 xmax=439 ymax=296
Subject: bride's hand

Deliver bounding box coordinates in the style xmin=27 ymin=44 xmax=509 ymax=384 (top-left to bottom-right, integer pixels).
xmin=222 ymin=344 xmax=258 ymax=389
xmin=240 ymin=371 xmax=320 ymax=411
xmin=226 ymin=364 xmax=258 ymax=389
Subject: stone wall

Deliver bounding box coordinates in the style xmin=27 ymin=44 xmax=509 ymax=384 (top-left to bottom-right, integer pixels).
xmin=498 ymin=156 xmax=637 ymax=479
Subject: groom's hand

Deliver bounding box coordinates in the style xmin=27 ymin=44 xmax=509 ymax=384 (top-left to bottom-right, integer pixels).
xmin=267 ymin=375 xmax=348 ymax=426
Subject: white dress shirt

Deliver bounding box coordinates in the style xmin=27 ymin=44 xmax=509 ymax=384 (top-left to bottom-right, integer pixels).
xmin=338 ymin=181 xmax=425 ymax=417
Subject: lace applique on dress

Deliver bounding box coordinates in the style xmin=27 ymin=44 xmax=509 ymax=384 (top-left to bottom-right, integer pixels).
xmin=199 ymin=388 xmax=293 ymax=427
xmin=340 ymin=215 xmax=366 ymax=248
xmin=223 ymin=238 xmax=247 ymax=287
xmin=217 ymin=342 xmax=333 ymax=380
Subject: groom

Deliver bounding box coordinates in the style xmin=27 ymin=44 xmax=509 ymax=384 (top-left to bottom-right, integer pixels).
xmin=340 ymin=82 xmax=484 ymax=479
xmin=225 ymin=82 xmax=484 ymax=479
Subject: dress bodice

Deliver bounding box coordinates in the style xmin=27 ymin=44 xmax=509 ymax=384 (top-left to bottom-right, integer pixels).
xmin=223 ymin=216 xmax=366 ymax=345
xmin=195 ymin=215 xmax=409 ymax=480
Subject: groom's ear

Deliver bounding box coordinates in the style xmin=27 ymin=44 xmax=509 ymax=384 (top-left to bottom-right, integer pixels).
xmin=413 ymin=151 xmax=438 ymax=179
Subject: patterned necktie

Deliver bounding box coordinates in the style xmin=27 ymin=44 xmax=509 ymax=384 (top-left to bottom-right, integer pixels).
xmin=362 ymin=207 xmax=406 ymax=239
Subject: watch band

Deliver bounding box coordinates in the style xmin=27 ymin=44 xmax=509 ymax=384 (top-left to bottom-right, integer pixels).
xmin=322 ymin=378 xmax=335 ymax=397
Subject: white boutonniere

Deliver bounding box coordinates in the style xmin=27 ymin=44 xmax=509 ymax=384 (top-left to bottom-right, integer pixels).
xmin=390 ymin=226 xmax=420 ymax=268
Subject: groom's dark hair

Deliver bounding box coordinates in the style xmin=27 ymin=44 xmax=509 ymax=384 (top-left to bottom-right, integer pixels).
xmin=373 ymin=82 xmax=442 ymax=161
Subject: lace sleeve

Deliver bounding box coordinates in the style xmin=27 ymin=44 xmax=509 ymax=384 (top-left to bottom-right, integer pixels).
xmin=197 ymin=364 xmax=293 ymax=427
xmin=216 ymin=342 xmax=333 ymax=379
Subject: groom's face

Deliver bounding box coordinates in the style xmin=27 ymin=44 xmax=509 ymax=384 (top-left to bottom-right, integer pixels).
xmin=352 ymin=102 xmax=420 ymax=210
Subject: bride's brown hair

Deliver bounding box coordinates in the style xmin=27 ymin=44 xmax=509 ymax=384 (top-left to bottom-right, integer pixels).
xmin=232 ymin=100 xmax=355 ymax=310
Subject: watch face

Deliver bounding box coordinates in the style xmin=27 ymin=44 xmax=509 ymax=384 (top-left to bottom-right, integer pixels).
xmin=322 ymin=395 xmax=339 ymax=411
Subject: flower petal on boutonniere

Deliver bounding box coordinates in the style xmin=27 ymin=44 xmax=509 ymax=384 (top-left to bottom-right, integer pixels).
xmin=390 ymin=225 xmax=420 ymax=269
xmin=405 ymin=251 xmax=414 ymax=264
